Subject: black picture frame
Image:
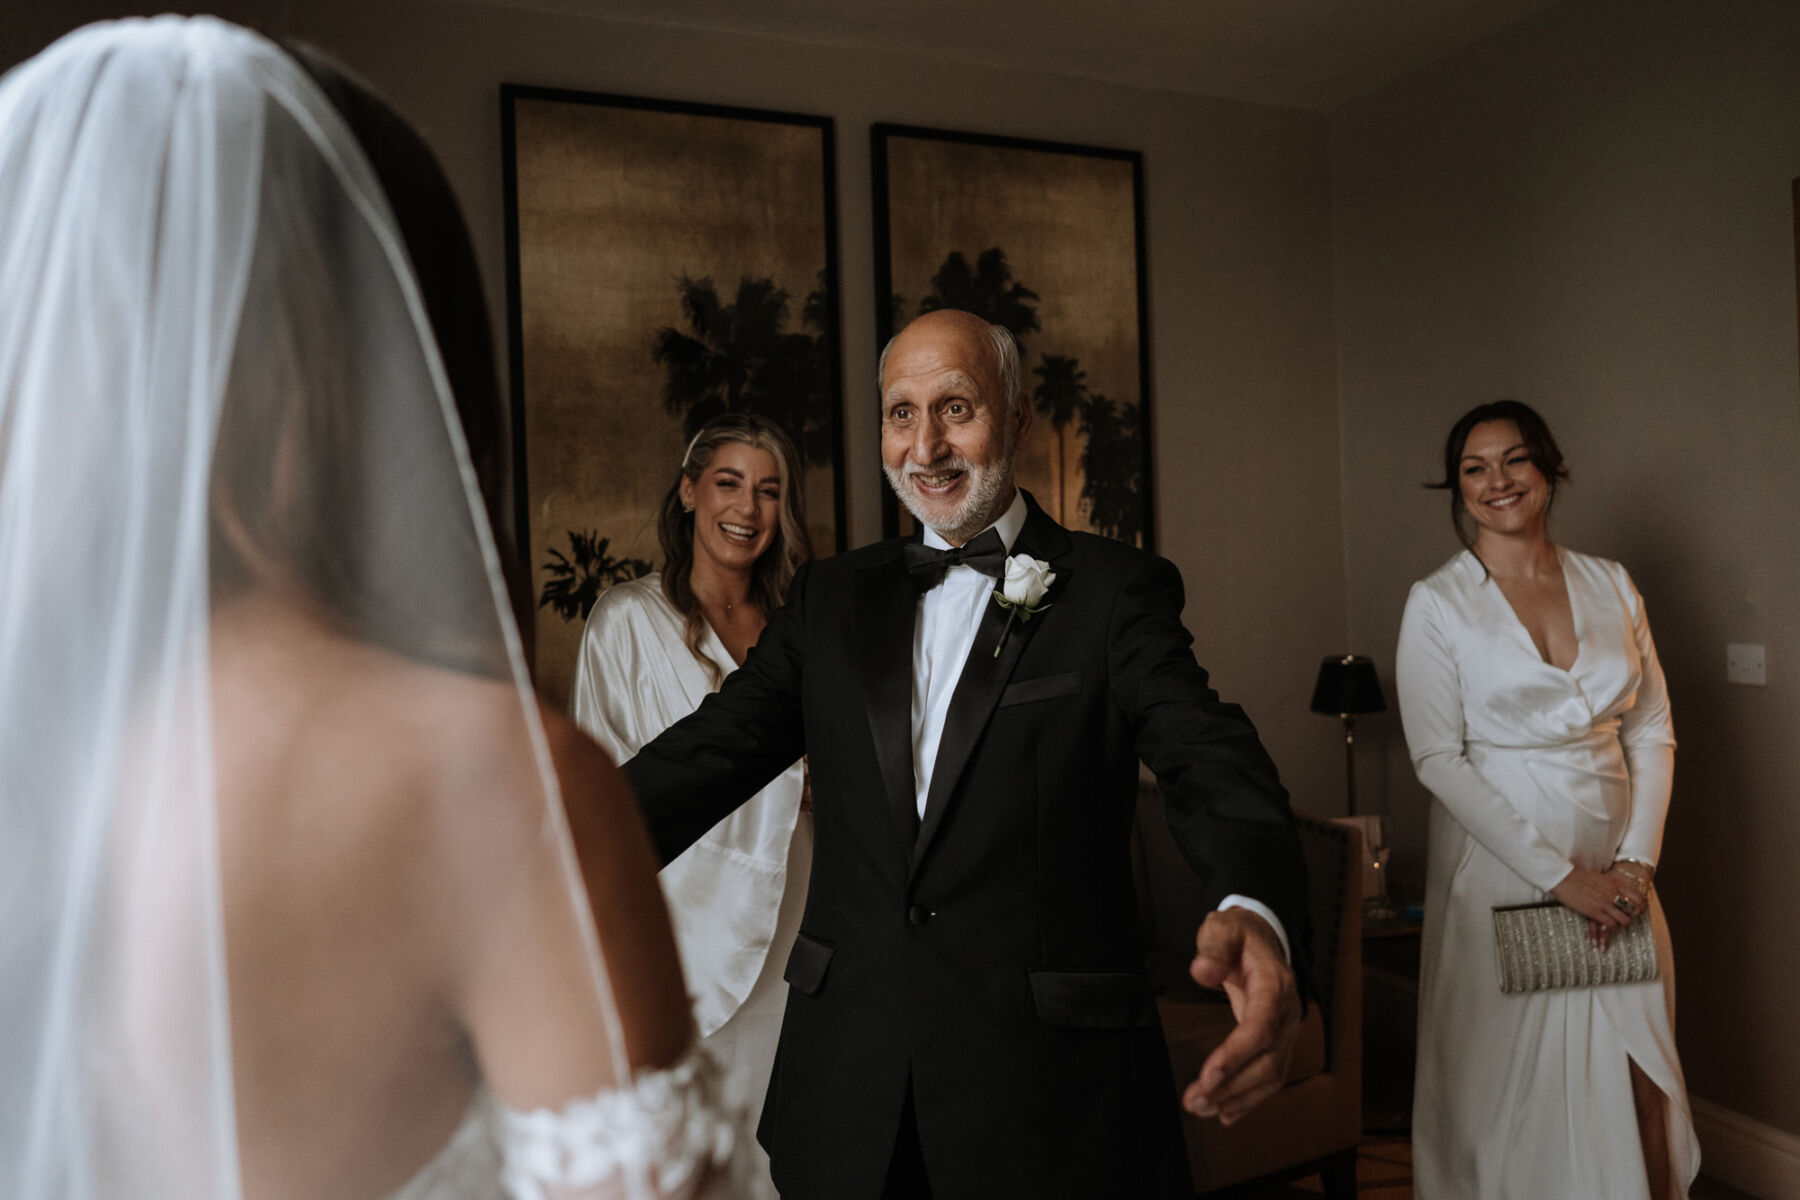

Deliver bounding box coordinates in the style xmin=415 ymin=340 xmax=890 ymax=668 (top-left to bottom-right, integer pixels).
xmin=871 ymin=122 xmax=1153 ymax=548
xmin=502 ymin=85 xmax=844 ymax=703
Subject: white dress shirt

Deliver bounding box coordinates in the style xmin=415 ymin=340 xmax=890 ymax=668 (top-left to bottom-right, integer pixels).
xmin=907 ymin=491 xmax=1290 ymax=962
xmin=909 ymin=493 xmax=1030 ymax=817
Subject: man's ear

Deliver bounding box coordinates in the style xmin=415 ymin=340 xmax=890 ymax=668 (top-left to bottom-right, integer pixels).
xmin=1013 ymin=393 xmax=1033 ymax=441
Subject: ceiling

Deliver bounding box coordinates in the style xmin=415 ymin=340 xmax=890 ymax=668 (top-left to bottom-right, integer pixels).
xmin=473 ymin=0 xmax=1566 ymax=112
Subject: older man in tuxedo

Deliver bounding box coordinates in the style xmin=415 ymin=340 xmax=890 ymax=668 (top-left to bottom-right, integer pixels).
xmin=624 ymin=308 xmax=1306 ymax=1199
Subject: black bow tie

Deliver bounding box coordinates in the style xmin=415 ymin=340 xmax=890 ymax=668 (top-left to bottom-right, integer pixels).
xmin=903 ymin=527 xmax=1007 ymax=592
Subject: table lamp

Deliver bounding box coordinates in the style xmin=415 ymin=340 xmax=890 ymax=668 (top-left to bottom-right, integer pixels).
xmin=1310 ymin=654 xmax=1386 ymax=817
xmin=1313 ymin=654 xmax=1396 ymax=917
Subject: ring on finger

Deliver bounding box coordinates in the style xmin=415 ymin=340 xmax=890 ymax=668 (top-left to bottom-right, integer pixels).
xmin=1611 ymin=894 xmax=1638 ymax=916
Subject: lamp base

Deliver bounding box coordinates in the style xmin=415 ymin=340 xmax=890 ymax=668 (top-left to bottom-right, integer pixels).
xmin=1364 ymin=834 xmax=1395 ymax=921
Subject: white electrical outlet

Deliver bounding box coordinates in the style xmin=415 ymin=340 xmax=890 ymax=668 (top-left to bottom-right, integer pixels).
xmin=1726 ymin=643 xmax=1766 ymax=686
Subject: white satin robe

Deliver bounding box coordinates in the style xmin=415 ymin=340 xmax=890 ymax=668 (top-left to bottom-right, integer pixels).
xmin=1396 ymin=548 xmax=1698 ymax=1200
xmin=571 ymin=575 xmax=810 ymax=1200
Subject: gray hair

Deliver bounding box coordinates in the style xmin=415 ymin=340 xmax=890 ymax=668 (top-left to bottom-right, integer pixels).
xmin=877 ymin=315 xmax=1022 ymax=414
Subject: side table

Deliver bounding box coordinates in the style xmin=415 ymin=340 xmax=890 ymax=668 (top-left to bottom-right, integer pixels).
xmin=1361 ymin=914 xmax=1422 ymax=1134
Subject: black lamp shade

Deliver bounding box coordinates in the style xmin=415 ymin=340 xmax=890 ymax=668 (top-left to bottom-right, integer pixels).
xmin=1310 ymin=655 xmax=1386 ymax=717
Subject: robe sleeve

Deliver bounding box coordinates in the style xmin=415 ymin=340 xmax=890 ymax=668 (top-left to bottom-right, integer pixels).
xmin=1615 ymin=569 xmax=1676 ymax=867
xmin=570 ymin=588 xmax=658 ymax=764
xmin=1395 ymin=580 xmax=1573 ymax=893
xmin=624 ymin=566 xmax=811 ymax=866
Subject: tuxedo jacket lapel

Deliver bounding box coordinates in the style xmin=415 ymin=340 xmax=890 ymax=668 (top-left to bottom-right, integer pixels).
xmin=855 ymin=549 xmax=922 ymax=845
xmin=912 ymin=498 xmax=1072 ymax=874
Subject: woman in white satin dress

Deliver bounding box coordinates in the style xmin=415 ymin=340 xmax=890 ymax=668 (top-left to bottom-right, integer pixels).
xmin=0 ymin=19 xmax=737 ymax=1200
xmin=572 ymin=412 xmax=814 ymax=1200
xmin=1397 ymin=401 xmax=1698 ymax=1200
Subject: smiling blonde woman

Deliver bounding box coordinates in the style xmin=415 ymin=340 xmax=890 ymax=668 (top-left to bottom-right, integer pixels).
xmin=571 ymin=412 xmax=813 ymax=1200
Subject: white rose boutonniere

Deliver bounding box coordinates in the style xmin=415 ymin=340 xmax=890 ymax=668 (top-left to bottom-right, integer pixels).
xmin=992 ymin=554 xmax=1055 ymax=656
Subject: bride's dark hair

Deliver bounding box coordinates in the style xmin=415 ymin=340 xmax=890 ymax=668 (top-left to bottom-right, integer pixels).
xmin=209 ymin=43 xmax=521 ymax=676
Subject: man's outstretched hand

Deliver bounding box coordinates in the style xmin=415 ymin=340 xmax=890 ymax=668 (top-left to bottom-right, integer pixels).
xmin=1181 ymin=908 xmax=1302 ymax=1125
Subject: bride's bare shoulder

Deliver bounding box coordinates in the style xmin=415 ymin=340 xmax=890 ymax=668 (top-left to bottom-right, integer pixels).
xmin=411 ymin=668 xmax=635 ymax=813
xmin=209 ymin=600 xmax=571 ymax=801
xmin=389 ymin=657 xmax=692 ymax=1074
xmin=210 ymin=595 xmax=650 ymax=871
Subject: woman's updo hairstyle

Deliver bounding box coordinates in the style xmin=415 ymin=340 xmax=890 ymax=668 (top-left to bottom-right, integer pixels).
xmin=1426 ymin=399 xmax=1570 ymax=553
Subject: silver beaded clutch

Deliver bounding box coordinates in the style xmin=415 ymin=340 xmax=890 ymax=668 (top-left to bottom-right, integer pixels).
xmin=1491 ymin=901 xmax=1659 ymax=994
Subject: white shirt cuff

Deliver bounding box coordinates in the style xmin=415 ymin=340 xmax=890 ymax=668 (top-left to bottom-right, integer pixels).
xmin=1218 ymin=895 xmax=1291 ymax=965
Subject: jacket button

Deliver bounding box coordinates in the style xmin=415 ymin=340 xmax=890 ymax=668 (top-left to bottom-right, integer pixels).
xmin=907 ymin=905 xmax=931 ymax=926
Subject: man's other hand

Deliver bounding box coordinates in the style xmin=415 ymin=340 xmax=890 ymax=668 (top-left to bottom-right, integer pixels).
xmin=1181 ymin=908 xmax=1301 ymax=1125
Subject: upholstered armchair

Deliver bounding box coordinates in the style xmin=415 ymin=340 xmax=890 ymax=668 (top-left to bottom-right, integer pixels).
xmin=1134 ymin=785 xmax=1364 ymax=1197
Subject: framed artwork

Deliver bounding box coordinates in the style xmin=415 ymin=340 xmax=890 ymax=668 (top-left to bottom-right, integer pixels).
xmin=503 ymin=86 xmax=843 ymax=704
xmin=871 ymin=123 xmax=1152 ymax=548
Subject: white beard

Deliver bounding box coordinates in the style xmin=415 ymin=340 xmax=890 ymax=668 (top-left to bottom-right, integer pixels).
xmin=883 ymin=438 xmax=1018 ymax=544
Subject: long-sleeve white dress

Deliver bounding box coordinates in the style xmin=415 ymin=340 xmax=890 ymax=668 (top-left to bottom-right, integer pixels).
xmin=1396 ymin=547 xmax=1699 ymax=1200
xmin=571 ymin=575 xmax=810 ymax=1200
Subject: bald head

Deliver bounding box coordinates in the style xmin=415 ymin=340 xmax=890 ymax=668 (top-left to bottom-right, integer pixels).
xmin=878 ymin=310 xmax=1022 ymax=416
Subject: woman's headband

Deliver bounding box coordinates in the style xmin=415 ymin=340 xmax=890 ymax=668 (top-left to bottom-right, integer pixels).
xmin=680 ymin=412 xmax=778 ymax=471
xmin=679 ymin=428 xmax=705 ymax=471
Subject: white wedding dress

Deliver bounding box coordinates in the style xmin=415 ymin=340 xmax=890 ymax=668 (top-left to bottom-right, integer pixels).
xmin=384 ymin=1047 xmax=734 ymax=1200
xmin=1397 ymin=547 xmax=1700 ymax=1199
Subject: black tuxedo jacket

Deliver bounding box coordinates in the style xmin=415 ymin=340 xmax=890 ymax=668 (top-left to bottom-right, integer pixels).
xmin=624 ymin=494 xmax=1306 ymax=1199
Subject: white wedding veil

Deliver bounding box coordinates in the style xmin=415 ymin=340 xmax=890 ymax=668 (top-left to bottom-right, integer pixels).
xmin=0 ymin=17 xmax=649 ymax=1199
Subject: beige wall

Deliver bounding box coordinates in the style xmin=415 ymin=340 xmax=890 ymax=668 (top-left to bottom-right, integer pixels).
xmin=2 ymin=5 xmax=1347 ymax=808
xmin=1333 ymin=0 xmax=1800 ymax=1135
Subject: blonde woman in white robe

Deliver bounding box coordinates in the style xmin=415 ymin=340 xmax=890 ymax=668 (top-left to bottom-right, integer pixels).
xmin=1396 ymin=401 xmax=1698 ymax=1200
xmin=573 ymin=413 xmax=813 ymax=1200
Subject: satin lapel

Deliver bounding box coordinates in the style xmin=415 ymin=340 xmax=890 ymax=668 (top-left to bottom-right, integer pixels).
xmin=912 ymin=498 xmax=1073 ymax=873
xmin=855 ymin=551 xmax=922 ymax=845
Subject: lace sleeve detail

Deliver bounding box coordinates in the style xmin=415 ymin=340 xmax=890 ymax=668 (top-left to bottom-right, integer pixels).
xmin=498 ymin=1044 xmax=741 ymax=1200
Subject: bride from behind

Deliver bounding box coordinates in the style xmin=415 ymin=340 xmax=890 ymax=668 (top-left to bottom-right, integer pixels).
xmin=0 ymin=17 xmax=734 ymax=1200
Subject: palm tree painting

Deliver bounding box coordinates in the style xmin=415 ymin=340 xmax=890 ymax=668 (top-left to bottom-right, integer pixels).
xmin=1031 ymin=354 xmax=1088 ymax=522
xmin=538 ymin=531 xmax=653 ymax=624
xmin=652 ymin=273 xmax=836 ymax=468
xmin=917 ymin=249 xmax=1041 ymax=352
xmin=1076 ymin=393 xmax=1144 ymax=544
xmin=504 ymin=87 xmax=843 ymax=705
xmin=873 ymin=124 xmax=1151 ymax=548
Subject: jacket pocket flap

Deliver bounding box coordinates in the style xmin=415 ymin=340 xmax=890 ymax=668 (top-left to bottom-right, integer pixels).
xmin=1028 ymin=969 xmax=1156 ymax=1028
xmin=783 ymin=930 xmax=834 ymax=996
xmin=998 ymin=671 xmax=1081 ymax=707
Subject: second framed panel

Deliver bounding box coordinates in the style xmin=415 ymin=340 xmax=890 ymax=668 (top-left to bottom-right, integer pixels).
xmin=872 ymin=123 xmax=1152 ymax=548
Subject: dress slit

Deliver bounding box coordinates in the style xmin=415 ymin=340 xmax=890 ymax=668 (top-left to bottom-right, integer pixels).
xmin=1624 ymin=1051 xmax=1678 ymax=1200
